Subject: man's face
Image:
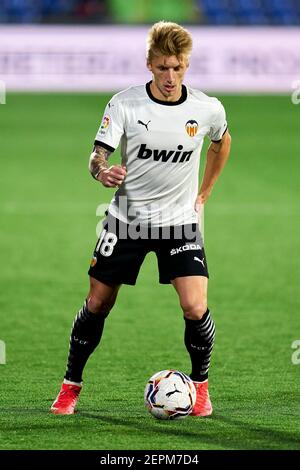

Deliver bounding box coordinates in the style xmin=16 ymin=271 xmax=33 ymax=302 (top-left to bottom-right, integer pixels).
xmin=147 ymin=54 xmax=188 ymax=101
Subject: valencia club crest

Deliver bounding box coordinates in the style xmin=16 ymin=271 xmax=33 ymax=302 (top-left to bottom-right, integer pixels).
xmin=185 ymin=120 xmax=198 ymax=137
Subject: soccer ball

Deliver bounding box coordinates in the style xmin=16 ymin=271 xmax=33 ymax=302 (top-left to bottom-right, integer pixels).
xmin=144 ymin=370 xmax=196 ymax=420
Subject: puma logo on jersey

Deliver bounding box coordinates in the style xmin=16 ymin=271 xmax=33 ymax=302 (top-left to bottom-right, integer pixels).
xmin=137 ymin=120 xmax=151 ymax=131
xmin=170 ymin=244 xmax=201 ymax=255
xmin=137 ymin=144 xmax=192 ymax=163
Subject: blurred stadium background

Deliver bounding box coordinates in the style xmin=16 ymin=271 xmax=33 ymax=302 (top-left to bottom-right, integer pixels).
xmin=0 ymin=0 xmax=299 ymax=452
xmin=1 ymin=0 xmax=300 ymax=24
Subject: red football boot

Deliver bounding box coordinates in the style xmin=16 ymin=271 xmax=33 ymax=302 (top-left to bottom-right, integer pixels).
xmin=50 ymin=382 xmax=82 ymax=415
xmin=191 ymin=380 xmax=213 ymax=417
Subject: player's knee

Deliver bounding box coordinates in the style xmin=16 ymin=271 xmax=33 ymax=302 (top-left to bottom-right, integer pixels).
xmin=181 ymin=300 xmax=208 ymax=320
xmin=87 ymin=296 xmax=114 ymax=317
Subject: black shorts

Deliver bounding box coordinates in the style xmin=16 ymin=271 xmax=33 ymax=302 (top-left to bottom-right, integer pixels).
xmin=88 ymin=213 xmax=209 ymax=286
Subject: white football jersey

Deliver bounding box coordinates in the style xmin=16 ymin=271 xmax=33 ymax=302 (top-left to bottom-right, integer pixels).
xmin=95 ymin=82 xmax=227 ymax=227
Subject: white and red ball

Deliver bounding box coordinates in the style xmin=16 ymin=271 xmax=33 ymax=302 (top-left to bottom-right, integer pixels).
xmin=144 ymin=370 xmax=196 ymax=420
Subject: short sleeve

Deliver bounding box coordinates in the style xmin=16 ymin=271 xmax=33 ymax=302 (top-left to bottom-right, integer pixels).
xmin=94 ymin=98 xmax=125 ymax=151
xmin=207 ymin=101 xmax=228 ymax=142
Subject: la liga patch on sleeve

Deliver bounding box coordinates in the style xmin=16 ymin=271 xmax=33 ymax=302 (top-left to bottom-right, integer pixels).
xmin=99 ymin=114 xmax=110 ymax=136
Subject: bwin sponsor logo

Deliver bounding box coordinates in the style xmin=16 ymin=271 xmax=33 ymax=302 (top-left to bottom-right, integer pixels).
xmin=137 ymin=144 xmax=192 ymax=163
xmin=170 ymin=244 xmax=201 ymax=255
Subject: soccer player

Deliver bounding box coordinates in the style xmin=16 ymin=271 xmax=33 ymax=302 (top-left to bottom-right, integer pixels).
xmin=51 ymin=21 xmax=231 ymax=416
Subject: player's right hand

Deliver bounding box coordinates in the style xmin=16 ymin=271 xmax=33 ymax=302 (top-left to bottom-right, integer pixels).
xmin=99 ymin=165 xmax=127 ymax=188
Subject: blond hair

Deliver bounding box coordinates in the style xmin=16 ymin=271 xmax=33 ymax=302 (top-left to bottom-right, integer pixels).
xmin=146 ymin=21 xmax=193 ymax=62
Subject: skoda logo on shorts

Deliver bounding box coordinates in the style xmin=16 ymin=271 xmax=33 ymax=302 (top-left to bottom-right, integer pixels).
xmin=185 ymin=120 xmax=198 ymax=137
xmin=170 ymin=244 xmax=201 ymax=256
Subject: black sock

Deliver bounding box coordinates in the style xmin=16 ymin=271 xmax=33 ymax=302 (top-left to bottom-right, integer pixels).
xmin=64 ymin=302 xmax=106 ymax=383
xmin=184 ymin=309 xmax=215 ymax=382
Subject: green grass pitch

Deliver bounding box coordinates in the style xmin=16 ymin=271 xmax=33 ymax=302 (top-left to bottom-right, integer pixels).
xmin=0 ymin=93 xmax=299 ymax=450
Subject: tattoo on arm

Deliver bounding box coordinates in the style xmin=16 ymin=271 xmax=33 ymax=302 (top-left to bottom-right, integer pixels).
xmin=89 ymin=145 xmax=111 ymax=180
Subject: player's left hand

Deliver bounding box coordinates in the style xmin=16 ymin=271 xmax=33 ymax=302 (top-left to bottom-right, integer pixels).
xmin=194 ymin=191 xmax=210 ymax=211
